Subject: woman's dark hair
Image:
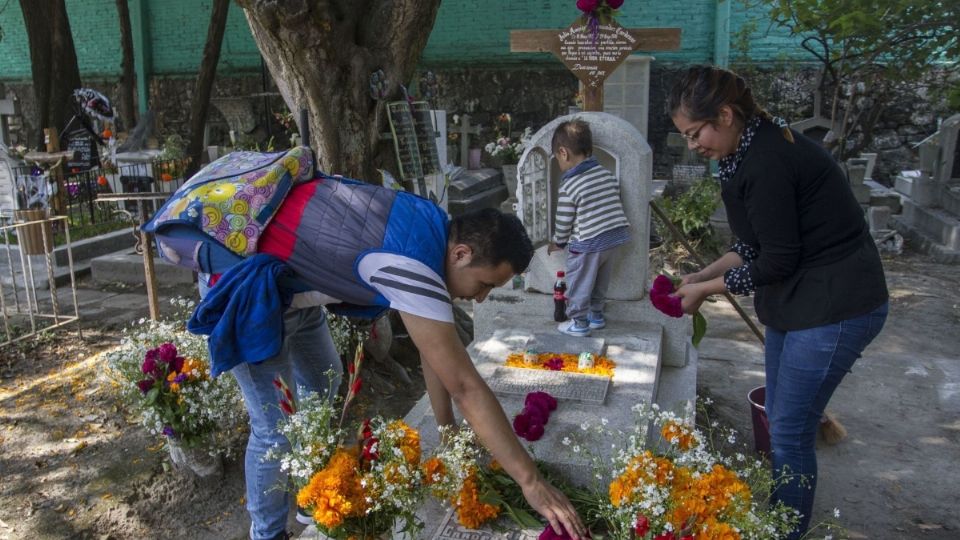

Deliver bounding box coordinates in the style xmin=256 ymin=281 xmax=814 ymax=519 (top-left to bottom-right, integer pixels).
xmin=551 ymin=118 xmax=593 ymax=157
xmin=449 ymin=208 xmax=534 ymax=273
xmin=668 ymin=65 xmax=793 ymax=142
xmin=667 ymin=65 xmax=760 ymax=124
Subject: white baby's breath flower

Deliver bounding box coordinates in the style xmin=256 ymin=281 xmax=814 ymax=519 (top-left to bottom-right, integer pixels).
xmin=562 ymin=437 xmax=571 ymax=446
xmin=833 ymin=508 xmax=840 ymax=518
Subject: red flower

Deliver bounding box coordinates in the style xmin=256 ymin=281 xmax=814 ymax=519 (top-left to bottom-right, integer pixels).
xmin=539 ymin=525 xmax=589 ymax=539
xmin=576 ymin=0 xmax=600 ymax=12
xmin=362 ymin=437 xmax=379 ymax=462
xmin=280 ymin=400 xmax=294 ymax=415
xmin=607 ymin=0 xmax=625 ymax=8
xmin=137 ymin=379 xmax=154 ymax=393
xmin=157 ymin=343 xmax=178 ymax=363
xmin=513 ymin=412 xmax=532 ymax=436
xmin=350 ymin=378 xmax=362 ymax=394
xmin=525 ymin=391 xmax=558 ymax=412
xmin=653 ymin=532 xmax=675 ymax=540
xmin=524 ymin=402 xmax=550 ymax=425
xmin=525 ymin=422 xmax=545 ymax=441
xmin=635 ymin=515 xmax=650 ymax=536
xmin=544 ymin=357 xmax=564 ymax=370
xmin=650 ymin=275 xmax=683 ymax=318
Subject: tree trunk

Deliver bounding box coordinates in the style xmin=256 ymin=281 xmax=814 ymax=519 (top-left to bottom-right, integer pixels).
xmin=236 ymin=0 xmax=442 ymax=180
xmin=115 ymin=0 xmax=137 ymax=131
xmin=18 ymin=0 xmax=82 ymax=149
xmin=185 ymin=0 xmax=231 ymax=177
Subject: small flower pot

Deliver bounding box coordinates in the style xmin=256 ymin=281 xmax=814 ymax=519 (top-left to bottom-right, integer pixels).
xmin=167 ymin=438 xmax=223 ymax=478
xmin=747 ymin=385 xmax=770 ymax=456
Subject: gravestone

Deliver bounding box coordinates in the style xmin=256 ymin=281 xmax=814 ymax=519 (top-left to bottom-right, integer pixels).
xmin=404 ymin=323 xmax=666 ymax=539
xmin=602 ymin=55 xmax=653 ymax=138
xmin=515 ymin=111 xmax=651 ymax=300
xmin=891 ymin=114 xmax=960 ymax=262
xmin=446 ymin=168 xmax=508 ymax=217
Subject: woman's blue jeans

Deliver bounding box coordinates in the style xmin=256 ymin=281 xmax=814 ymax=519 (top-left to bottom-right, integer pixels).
xmin=764 ymin=302 xmax=888 ymax=538
xmin=230 ymin=306 xmax=343 ymax=540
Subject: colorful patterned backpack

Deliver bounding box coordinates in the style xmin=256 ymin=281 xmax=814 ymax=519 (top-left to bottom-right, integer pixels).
xmin=142 ymin=146 xmax=314 ymax=273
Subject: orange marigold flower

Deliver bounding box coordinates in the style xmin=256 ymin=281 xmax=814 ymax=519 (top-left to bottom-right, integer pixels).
xmin=661 ymin=421 xmax=697 ymax=450
xmin=505 ymin=352 xmax=615 ymax=377
xmin=296 ymin=448 xmax=364 ymax=529
xmin=422 ymin=457 xmax=446 ymax=485
xmin=454 ymin=469 xmax=500 ymax=529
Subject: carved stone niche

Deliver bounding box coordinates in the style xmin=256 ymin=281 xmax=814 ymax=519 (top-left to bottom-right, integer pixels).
xmin=516 ymin=111 xmax=653 ymax=300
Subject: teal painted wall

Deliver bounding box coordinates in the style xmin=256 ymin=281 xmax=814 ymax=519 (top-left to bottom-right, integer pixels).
xmin=0 ymin=0 xmax=805 ymax=81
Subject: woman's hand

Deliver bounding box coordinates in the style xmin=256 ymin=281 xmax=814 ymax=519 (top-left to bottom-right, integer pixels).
xmin=680 ymin=271 xmax=706 ymax=286
xmin=674 ymin=282 xmax=710 ymax=314
xmin=521 ymin=475 xmax=587 ymax=539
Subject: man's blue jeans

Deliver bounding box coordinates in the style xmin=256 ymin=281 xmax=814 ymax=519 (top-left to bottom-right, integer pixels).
xmin=764 ymin=302 xmax=888 ymax=538
xmin=230 ymin=306 xmax=343 ymax=540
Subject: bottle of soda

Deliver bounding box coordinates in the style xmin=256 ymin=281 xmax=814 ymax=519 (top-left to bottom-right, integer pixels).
xmin=553 ymin=271 xmax=568 ymax=322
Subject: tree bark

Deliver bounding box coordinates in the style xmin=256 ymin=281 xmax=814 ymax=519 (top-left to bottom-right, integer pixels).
xmin=18 ymin=0 xmax=82 ymax=149
xmin=185 ymin=0 xmax=231 ymax=177
xmin=115 ymin=0 xmax=137 ymax=131
xmin=236 ymin=0 xmax=442 ymax=180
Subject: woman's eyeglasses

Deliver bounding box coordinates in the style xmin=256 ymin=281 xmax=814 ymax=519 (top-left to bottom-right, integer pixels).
xmin=680 ymin=121 xmax=710 ymax=144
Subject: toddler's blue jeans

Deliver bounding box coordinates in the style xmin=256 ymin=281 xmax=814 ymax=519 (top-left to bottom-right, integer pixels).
xmin=764 ymin=302 xmax=888 ymax=538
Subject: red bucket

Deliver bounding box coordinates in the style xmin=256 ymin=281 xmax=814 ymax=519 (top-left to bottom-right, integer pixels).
xmin=747 ymin=385 xmax=770 ymax=456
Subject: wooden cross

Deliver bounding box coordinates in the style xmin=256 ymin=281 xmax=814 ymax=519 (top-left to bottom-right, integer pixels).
xmin=453 ymin=114 xmax=481 ymax=168
xmin=511 ymin=19 xmax=680 ymax=111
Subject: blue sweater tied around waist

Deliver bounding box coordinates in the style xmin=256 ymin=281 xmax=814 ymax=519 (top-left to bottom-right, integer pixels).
xmin=187 ymin=254 xmax=294 ymax=377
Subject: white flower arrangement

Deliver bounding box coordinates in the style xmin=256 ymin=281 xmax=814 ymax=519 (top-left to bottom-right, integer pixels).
xmin=102 ymin=297 xmax=246 ymax=458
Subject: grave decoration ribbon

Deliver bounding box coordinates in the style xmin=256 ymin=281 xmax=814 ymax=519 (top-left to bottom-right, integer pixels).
xmin=649 ymin=274 xmax=708 ymax=347
xmin=576 ymin=0 xmax=624 ymax=46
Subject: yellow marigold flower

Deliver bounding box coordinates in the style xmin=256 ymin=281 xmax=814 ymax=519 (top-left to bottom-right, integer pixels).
xmin=389 ymin=420 xmax=421 ymax=465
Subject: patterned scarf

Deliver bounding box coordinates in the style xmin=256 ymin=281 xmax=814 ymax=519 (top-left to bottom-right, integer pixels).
xmin=717 ymin=115 xmax=789 ymax=184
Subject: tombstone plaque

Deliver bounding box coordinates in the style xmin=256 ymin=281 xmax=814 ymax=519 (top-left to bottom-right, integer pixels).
xmin=557 ymin=20 xmax=639 ymax=90
xmin=410 ymin=102 xmax=442 ymax=176
xmin=65 ymin=128 xmax=99 ymax=171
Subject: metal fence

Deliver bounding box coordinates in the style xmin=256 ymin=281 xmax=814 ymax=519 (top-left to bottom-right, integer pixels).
xmin=0 ymin=215 xmax=81 ymax=347
xmin=6 ymin=157 xmax=189 ymax=236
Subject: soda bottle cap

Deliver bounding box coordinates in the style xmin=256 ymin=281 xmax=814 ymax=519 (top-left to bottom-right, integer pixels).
xmin=557 ymin=271 xmax=565 ymax=277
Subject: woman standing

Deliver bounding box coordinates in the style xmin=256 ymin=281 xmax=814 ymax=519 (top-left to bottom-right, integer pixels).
xmin=668 ymin=65 xmax=889 ymax=538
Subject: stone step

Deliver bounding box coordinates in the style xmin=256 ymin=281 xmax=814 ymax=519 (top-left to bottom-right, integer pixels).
xmin=896 ymin=199 xmax=960 ymax=251
xmin=90 ymin=248 xmax=195 ymax=286
xmin=944 ymin=184 xmax=960 ymax=216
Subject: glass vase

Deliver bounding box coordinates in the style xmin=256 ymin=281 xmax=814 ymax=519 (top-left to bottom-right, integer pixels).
xmin=166 ymin=437 xmax=223 ymax=478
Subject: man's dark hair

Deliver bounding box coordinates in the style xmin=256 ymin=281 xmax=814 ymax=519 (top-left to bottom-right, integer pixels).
xmin=449 ymin=208 xmax=534 ymax=273
xmin=551 ymin=118 xmax=593 ymax=157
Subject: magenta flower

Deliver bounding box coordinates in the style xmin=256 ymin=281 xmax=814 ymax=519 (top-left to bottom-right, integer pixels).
xmin=526 ymin=391 xmax=558 ymax=412
xmin=540 ymin=524 xmax=588 ymax=539
xmin=544 ymin=357 xmax=564 ymax=371
xmin=576 ymin=0 xmax=600 ymax=13
xmin=171 ymin=356 xmax=185 ymax=373
xmin=525 ymin=422 xmax=545 ymax=441
xmin=157 ymin=343 xmax=178 ymax=363
xmin=513 ymin=412 xmax=532 ymax=436
xmin=607 ymin=0 xmax=625 ymax=8
xmin=141 ymin=356 xmax=158 ymax=375
xmin=650 ymin=275 xmax=684 ymax=318
xmin=524 ymin=402 xmax=550 ymax=425
xmin=137 ymin=379 xmax=154 ymax=393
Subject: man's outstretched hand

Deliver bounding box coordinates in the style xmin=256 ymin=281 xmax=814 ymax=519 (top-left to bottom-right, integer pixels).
xmin=522 ymin=474 xmax=587 ymax=539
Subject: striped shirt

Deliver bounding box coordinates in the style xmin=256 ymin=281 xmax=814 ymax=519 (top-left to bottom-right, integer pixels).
xmin=357 ymin=252 xmax=454 ymax=323
xmin=553 ymin=163 xmax=630 ymax=246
